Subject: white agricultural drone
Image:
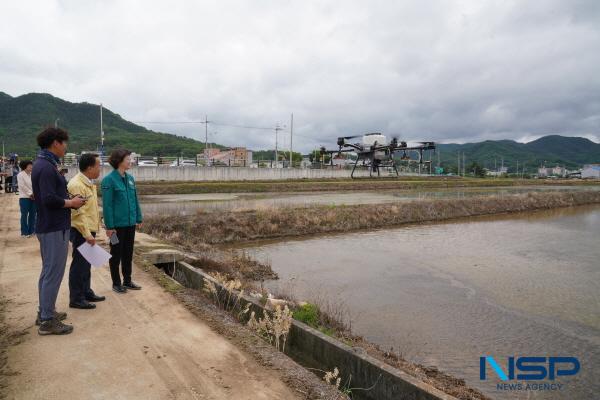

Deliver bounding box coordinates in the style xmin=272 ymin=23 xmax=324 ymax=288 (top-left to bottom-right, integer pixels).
xmin=320 ymin=133 xmax=436 ymax=178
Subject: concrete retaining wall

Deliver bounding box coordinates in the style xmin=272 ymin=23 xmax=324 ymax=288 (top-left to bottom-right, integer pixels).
xmin=64 ymin=165 xmax=423 ymax=182
xmin=165 ymin=260 xmax=455 ymax=400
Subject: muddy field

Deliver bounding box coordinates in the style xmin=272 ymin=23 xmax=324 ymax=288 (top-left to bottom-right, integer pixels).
xmin=135 ymin=177 xmax=599 ymax=195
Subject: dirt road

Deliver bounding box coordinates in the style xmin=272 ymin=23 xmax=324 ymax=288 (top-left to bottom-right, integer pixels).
xmin=0 ymin=195 xmax=301 ymax=400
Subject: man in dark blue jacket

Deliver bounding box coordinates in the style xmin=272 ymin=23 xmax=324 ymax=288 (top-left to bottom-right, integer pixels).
xmin=32 ymin=127 xmax=85 ymax=335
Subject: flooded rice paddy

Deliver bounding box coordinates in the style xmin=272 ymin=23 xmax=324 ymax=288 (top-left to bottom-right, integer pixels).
xmin=239 ymin=205 xmax=600 ymax=399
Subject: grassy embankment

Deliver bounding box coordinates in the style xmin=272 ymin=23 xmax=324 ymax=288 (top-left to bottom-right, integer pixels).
xmin=136 ymin=176 xmax=598 ymax=195
xmin=141 ymin=190 xmax=600 ymax=246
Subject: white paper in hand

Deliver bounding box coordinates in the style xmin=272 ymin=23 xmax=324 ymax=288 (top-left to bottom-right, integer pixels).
xmin=77 ymin=242 xmax=112 ymax=267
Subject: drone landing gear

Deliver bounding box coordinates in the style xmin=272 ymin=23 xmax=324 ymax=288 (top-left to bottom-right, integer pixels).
xmin=350 ymin=157 xmax=399 ymax=179
xmin=351 ymin=157 xmax=360 ymax=179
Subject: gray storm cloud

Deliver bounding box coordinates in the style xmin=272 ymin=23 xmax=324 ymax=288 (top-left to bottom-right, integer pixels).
xmin=1 ymin=0 xmax=598 ymax=151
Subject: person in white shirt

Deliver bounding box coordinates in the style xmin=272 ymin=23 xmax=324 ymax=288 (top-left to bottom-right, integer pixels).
xmin=17 ymin=160 xmax=36 ymax=237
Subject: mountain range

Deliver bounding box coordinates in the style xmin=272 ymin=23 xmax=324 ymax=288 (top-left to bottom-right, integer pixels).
xmin=436 ymin=135 xmax=599 ymax=171
xmin=1 ymin=91 xmax=598 ymax=170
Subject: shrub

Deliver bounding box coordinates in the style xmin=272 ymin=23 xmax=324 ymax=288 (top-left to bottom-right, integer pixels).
xmin=293 ymin=303 xmax=319 ymax=327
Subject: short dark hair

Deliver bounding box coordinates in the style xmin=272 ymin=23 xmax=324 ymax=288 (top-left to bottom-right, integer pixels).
xmin=37 ymin=127 xmax=69 ymax=149
xmin=19 ymin=160 xmax=32 ymax=170
xmin=79 ymin=153 xmax=99 ymax=172
xmin=108 ymin=149 xmax=132 ymax=169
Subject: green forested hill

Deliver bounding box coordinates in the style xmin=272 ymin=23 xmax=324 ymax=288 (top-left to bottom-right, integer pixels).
xmin=0 ymin=91 xmax=210 ymax=157
xmin=435 ymin=135 xmax=600 ymax=172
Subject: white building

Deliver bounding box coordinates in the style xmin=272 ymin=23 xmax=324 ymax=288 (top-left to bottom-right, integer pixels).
xmin=487 ymin=167 xmax=508 ymax=177
xmin=331 ymin=155 xmax=355 ymax=168
xmin=537 ymin=167 xmax=552 ymax=177
xmin=582 ymin=164 xmax=600 ymax=179
xmin=63 ymin=153 xmax=77 ymax=166
xmin=552 ymin=165 xmax=566 ymax=177
xmin=537 ymin=165 xmax=565 ymax=177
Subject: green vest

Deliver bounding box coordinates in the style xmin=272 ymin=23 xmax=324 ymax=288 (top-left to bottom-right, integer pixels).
xmin=101 ymin=170 xmax=143 ymax=229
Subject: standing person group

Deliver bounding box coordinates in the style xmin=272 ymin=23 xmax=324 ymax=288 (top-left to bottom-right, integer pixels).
xmin=31 ymin=126 xmax=143 ymax=335
xmin=1 ymin=158 xmax=19 ymax=194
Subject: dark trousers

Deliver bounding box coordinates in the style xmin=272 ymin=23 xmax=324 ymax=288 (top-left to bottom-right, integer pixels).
xmin=19 ymin=198 xmax=37 ymax=236
xmin=109 ymin=226 xmax=136 ymax=286
xmin=69 ymin=228 xmax=96 ymax=303
xmin=38 ymin=230 xmax=69 ymax=321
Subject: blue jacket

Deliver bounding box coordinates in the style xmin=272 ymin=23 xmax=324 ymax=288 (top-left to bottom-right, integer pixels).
xmin=31 ymin=151 xmax=70 ymax=234
xmin=101 ymin=169 xmax=143 ymax=229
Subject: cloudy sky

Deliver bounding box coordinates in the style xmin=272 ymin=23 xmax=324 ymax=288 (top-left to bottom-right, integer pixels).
xmin=1 ymin=0 xmax=599 ymax=151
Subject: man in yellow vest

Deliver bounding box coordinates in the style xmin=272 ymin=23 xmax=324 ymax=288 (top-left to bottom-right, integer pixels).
xmin=67 ymin=153 xmax=105 ymax=309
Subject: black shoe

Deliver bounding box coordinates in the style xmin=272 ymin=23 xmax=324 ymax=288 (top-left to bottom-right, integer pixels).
xmin=38 ymin=318 xmax=74 ymax=335
xmin=85 ymin=293 xmax=106 ymax=302
xmin=69 ymin=301 xmax=96 ymax=309
xmin=35 ymin=311 xmax=67 ymax=326
xmin=123 ymin=281 xmax=142 ymax=290
xmin=112 ymin=285 xmax=127 ymax=294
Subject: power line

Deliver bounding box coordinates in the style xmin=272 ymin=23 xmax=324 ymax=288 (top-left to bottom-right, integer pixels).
xmin=135 ymin=118 xmax=324 ymax=147
xmin=213 ymin=122 xmax=273 ymax=131
xmin=135 ymin=121 xmax=206 ymax=124
xmin=135 ymin=120 xmax=273 ymax=130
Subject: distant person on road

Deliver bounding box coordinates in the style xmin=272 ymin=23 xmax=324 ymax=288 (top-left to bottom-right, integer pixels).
xmin=12 ymin=161 xmax=20 ymax=193
xmin=0 ymin=159 xmax=6 ymax=192
xmin=101 ymin=149 xmax=143 ymax=294
xmin=32 ymin=127 xmax=86 ymax=335
xmin=4 ymin=161 xmax=13 ymax=193
xmin=67 ymin=153 xmax=105 ymax=309
xmin=17 ymin=160 xmax=36 ymax=237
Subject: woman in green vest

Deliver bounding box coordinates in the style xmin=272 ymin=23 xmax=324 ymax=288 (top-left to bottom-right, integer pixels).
xmin=101 ymin=149 xmax=143 ymax=293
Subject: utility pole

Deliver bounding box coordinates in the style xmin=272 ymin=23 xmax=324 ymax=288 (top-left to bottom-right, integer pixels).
xmin=201 ymin=115 xmax=210 ymax=156
xmin=100 ymin=104 xmax=104 ymax=156
xmin=289 ymin=113 xmax=294 ymax=168
xmin=462 ymin=152 xmax=465 ymax=176
xmin=274 ymin=124 xmax=284 ymax=168
xmin=457 ymin=152 xmax=460 ymax=176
